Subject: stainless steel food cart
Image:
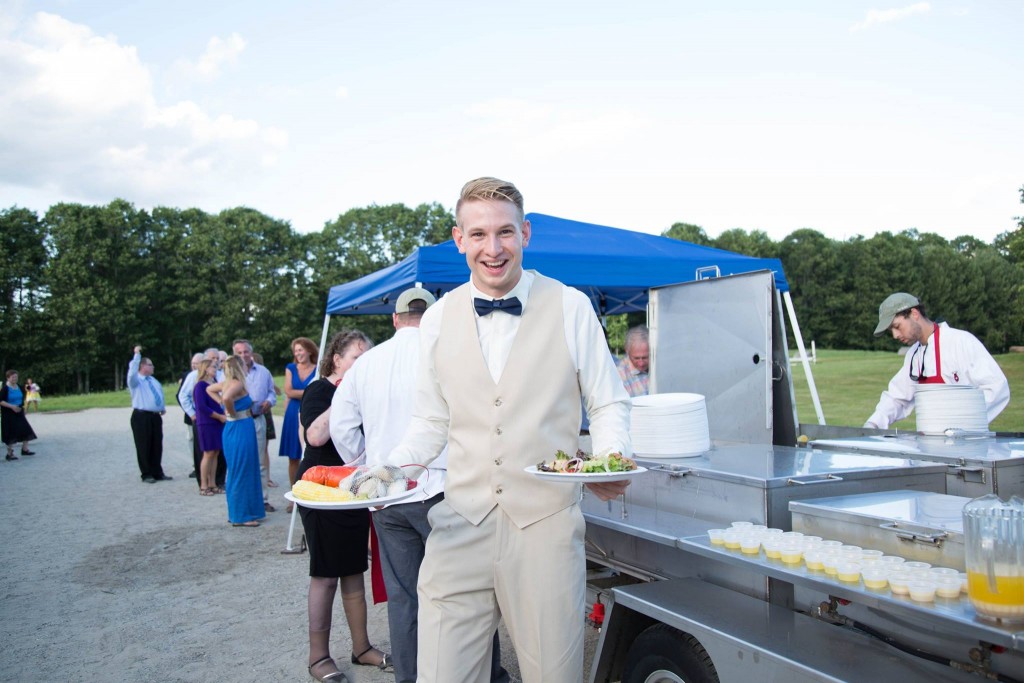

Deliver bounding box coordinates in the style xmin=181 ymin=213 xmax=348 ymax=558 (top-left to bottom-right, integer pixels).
xmin=809 ymin=434 xmax=1024 ymax=498
xmin=583 ymin=273 xmax=1023 ymax=682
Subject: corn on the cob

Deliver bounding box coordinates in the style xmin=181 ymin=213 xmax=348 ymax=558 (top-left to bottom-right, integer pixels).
xmin=292 ymin=480 xmax=357 ymax=502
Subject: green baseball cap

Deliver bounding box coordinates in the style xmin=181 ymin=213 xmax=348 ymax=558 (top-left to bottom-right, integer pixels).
xmin=873 ymin=292 xmax=920 ymax=336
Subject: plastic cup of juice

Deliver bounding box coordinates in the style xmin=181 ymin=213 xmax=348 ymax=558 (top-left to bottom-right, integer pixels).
xmin=823 ymin=552 xmax=843 ymax=576
xmin=801 ymin=535 xmax=823 ymax=545
xmin=837 ymin=562 xmax=862 ymax=583
xmin=888 ymin=569 xmax=912 ymax=595
xmin=908 ymin=581 xmax=937 ymax=602
xmin=862 ymin=566 xmax=889 ymax=589
xmin=903 ymin=561 xmax=931 ymax=571
xmin=935 ymin=575 xmax=963 ymax=599
xmin=763 ymin=528 xmax=785 ymax=536
xmin=763 ymin=537 xmax=783 ymax=559
xmin=929 ymin=567 xmax=959 ymax=579
xmin=781 ymin=531 xmax=804 ymax=539
xmin=859 ymin=549 xmax=884 ymax=563
xmin=723 ymin=531 xmax=743 ymax=550
xmin=780 ymin=544 xmax=803 ymax=565
xmin=707 ymin=529 xmax=727 ymax=545
xmin=804 ymin=549 xmax=825 ymax=571
xmin=839 ymin=545 xmax=862 ymax=557
xmin=819 ymin=540 xmax=843 ymax=549
xmin=878 ymin=556 xmax=906 ymax=566
xmin=740 ymin=537 xmax=761 ymax=554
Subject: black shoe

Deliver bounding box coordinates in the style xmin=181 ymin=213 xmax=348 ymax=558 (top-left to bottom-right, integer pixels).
xmin=157 ymin=475 xmax=173 ymax=481
xmin=188 ymin=470 xmax=197 ymax=478
xmin=5 ymin=453 xmax=18 ymax=461
xmin=142 ymin=475 xmax=157 ymax=483
xmin=20 ymin=450 xmax=35 ymax=456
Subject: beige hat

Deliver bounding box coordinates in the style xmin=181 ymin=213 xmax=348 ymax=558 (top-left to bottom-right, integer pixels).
xmin=873 ymin=292 xmax=921 ymax=336
xmin=395 ymin=287 xmax=436 ymax=313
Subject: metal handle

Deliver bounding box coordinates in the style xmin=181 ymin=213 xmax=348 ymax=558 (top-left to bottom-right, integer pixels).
xmin=879 ymin=521 xmax=948 ymax=547
xmin=952 ymin=466 xmax=987 ymax=484
xmin=649 ymin=465 xmax=692 ymax=478
xmin=786 ymin=474 xmax=844 ymax=486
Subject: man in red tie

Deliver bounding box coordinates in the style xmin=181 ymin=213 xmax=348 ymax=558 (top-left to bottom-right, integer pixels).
xmin=128 ymin=345 xmax=170 ymax=483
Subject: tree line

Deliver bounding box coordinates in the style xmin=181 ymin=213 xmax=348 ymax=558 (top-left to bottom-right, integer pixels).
xmin=3 ymin=188 xmax=1022 ymax=396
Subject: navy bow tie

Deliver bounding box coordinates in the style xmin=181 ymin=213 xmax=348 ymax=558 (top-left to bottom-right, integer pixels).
xmin=474 ymin=296 xmax=523 ymax=317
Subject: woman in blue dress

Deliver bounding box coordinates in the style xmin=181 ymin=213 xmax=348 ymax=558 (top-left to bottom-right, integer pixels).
xmin=207 ymin=355 xmax=264 ymax=527
xmin=279 ymin=337 xmax=318 ymax=491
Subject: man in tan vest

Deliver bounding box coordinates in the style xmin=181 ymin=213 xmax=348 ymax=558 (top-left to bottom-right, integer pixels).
xmin=388 ymin=177 xmax=632 ymax=683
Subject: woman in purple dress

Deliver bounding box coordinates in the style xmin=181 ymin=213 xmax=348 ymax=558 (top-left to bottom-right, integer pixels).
xmin=193 ymin=359 xmax=226 ymax=496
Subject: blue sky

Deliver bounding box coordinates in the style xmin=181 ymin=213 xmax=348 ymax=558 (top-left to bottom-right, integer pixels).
xmin=1 ymin=1 xmax=1021 ymax=243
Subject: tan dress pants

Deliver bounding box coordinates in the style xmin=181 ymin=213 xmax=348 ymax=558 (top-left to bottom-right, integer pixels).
xmin=417 ymin=500 xmax=586 ymax=683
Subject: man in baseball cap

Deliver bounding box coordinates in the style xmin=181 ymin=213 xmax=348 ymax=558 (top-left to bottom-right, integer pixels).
xmin=864 ymin=292 xmax=1009 ymax=429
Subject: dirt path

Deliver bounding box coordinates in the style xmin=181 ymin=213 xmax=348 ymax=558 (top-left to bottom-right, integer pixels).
xmin=0 ymin=407 xmax=609 ymax=682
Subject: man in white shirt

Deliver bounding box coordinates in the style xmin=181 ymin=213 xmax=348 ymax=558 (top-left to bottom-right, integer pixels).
xmin=865 ymin=292 xmax=1010 ymax=429
xmin=332 ymin=286 xmax=507 ymax=683
xmin=387 ymin=177 xmax=631 ymax=683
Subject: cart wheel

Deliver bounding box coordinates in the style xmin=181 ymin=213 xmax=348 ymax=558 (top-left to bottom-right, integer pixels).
xmin=622 ymin=624 xmax=719 ymax=683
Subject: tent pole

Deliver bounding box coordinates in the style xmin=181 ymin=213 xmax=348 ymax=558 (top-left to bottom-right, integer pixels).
xmin=315 ymin=313 xmax=331 ymax=380
xmin=782 ymin=291 xmax=825 ymax=425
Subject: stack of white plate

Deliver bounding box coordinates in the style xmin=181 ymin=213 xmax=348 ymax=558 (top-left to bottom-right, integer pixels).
xmin=630 ymin=393 xmax=711 ymax=458
xmin=915 ymin=384 xmax=988 ymax=435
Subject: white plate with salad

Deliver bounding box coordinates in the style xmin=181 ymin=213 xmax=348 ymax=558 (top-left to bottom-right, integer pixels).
xmin=525 ymin=450 xmax=647 ymax=482
xmin=524 ymin=464 xmax=648 ymax=482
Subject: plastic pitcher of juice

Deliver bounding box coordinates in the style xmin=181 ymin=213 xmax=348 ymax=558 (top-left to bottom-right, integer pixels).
xmin=963 ymin=494 xmax=1024 ymax=622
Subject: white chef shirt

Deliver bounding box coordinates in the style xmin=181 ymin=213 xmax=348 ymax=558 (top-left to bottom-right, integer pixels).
xmin=865 ymin=322 xmax=1010 ymax=429
xmin=388 ymin=270 xmax=631 ymax=472
xmin=330 ymin=326 xmax=447 ymax=503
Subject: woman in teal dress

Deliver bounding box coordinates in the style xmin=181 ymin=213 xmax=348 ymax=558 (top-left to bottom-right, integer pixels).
xmin=207 ymin=356 xmax=264 ymax=527
xmin=279 ymin=337 xmax=318 ymax=489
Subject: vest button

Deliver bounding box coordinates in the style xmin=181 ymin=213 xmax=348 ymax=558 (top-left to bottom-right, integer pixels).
xmin=494 ymin=398 xmax=502 ymax=407
xmin=496 ymin=486 xmax=503 ymax=495
xmin=494 ymin=458 xmax=502 ymax=466
xmin=495 ymin=427 xmax=503 ymax=435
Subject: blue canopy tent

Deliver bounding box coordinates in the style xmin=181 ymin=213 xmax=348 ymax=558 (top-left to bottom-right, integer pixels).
xmin=326 ymin=213 xmax=789 ymax=317
xmin=318 ymin=213 xmax=824 ymax=424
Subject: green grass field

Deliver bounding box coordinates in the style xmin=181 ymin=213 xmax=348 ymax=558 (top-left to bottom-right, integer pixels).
xmin=28 ymin=353 xmax=1024 ymax=434
xmin=789 ymin=349 xmax=1024 ymax=432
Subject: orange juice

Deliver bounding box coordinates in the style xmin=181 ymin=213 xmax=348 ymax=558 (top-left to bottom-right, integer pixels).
xmin=968 ymin=571 xmax=1024 ymax=621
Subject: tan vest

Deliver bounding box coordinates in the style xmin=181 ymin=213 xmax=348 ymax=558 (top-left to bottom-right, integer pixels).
xmin=435 ymin=274 xmax=582 ymax=528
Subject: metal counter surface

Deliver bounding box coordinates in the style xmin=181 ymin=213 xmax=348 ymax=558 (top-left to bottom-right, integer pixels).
xmin=677 ymin=535 xmax=1024 ymax=652
xmin=634 ymin=442 xmax=946 ymax=488
xmin=810 ymin=435 xmax=1024 ymax=465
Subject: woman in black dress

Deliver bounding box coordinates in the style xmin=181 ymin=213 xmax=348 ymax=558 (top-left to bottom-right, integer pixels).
xmin=1 ymin=370 xmax=37 ymax=460
xmin=297 ymin=330 xmax=391 ymax=682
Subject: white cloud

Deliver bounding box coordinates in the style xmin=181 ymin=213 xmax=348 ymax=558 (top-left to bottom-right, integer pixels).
xmin=851 ymin=2 xmax=931 ymax=32
xmin=0 ymin=12 xmax=285 ymax=206
xmin=195 ymin=32 xmax=245 ymax=79
xmin=335 ymin=85 xmax=349 ymax=99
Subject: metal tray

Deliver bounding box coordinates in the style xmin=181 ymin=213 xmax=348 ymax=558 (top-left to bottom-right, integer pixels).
xmin=790 ymin=490 xmax=967 ymax=569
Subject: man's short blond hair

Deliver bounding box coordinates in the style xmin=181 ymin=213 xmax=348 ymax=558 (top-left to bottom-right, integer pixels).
xmin=456 ymin=177 xmax=524 ymax=226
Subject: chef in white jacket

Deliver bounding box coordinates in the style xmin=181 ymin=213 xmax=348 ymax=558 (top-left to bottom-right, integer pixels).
xmin=865 ymin=292 xmax=1010 ymax=430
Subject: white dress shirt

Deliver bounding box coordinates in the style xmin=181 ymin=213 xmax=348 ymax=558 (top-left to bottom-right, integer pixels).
xmin=177 ymin=369 xmax=199 ymax=419
xmin=389 ymin=270 xmax=631 ymax=472
xmin=331 ymin=326 xmax=447 ymax=503
xmin=866 ymin=322 xmax=1011 ymax=429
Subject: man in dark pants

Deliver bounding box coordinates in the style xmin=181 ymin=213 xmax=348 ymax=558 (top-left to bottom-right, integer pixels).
xmin=127 ymin=345 xmax=170 ymax=483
